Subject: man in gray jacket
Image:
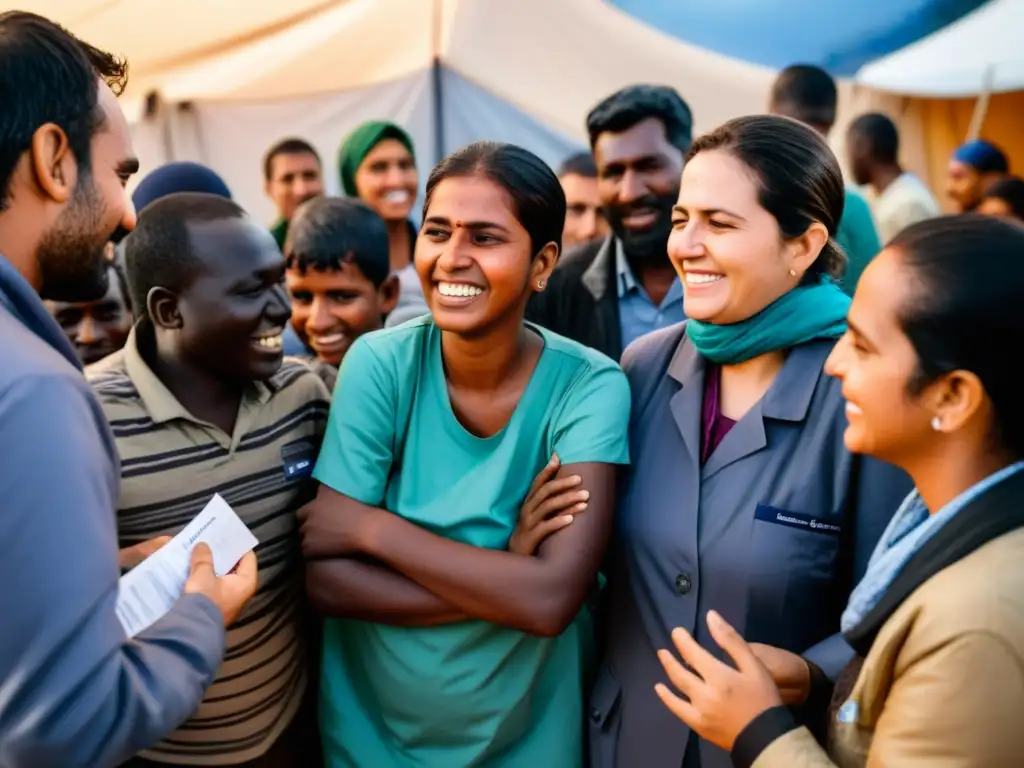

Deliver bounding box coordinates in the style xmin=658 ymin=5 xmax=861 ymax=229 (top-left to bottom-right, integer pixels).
xmin=0 ymin=12 xmax=257 ymax=768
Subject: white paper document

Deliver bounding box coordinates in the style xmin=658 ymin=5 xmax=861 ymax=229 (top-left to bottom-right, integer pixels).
xmin=115 ymin=494 xmax=258 ymax=638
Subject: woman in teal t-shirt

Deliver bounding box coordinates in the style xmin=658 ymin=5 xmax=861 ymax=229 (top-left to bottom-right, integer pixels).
xmin=300 ymin=141 xmax=632 ymax=767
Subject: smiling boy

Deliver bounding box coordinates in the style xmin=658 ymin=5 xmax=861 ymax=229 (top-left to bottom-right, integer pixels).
xmin=283 ymin=197 xmax=398 ymax=388
xmin=87 ymin=192 xmax=330 ymax=767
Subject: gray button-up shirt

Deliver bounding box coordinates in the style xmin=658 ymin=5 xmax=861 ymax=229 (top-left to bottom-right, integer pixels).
xmin=615 ymin=241 xmax=685 ymax=349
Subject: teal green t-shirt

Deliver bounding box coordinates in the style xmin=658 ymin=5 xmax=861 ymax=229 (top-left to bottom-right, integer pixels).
xmin=312 ymin=317 xmax=631 ymax=768
xmin=835 ymin=187 xmax=882 ymax=297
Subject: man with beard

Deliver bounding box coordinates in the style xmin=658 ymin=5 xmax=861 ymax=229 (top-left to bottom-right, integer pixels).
xmin=0 ymin=12 xmax=257 ymax=767
xmin=527 ymin=85 xmax=691 ymax=360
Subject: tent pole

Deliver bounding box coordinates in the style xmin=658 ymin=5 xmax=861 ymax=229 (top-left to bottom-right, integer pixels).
xmin=431 ymin=59 xmax=444 ymax=165
xmin=431 ymin=0 xmax=445 ymax=165
xmin=965 ymin=64 xmax=995 ymax=141
xmin=145 ymin=91 xmax=176 ymax=163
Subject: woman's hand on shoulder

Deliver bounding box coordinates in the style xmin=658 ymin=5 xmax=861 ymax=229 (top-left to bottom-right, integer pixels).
xmin=508 ymin=454 xmax=590 ymax=556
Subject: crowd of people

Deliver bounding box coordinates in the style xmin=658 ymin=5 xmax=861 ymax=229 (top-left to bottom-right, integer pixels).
xmin=3 ymin=9 xmax=1024 ymax=768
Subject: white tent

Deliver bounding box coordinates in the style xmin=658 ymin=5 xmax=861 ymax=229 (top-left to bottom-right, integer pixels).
xmin=15 ymin=0 xmax=777 ymax=223
xmin=856 ymin=0 xmax=1024 ymax=96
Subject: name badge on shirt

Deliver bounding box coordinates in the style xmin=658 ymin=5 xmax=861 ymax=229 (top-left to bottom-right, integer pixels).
xmin=281 ymin=439 xmax=317 ymax=482
xmin=754 ymin=503 xmax=842 ymax=536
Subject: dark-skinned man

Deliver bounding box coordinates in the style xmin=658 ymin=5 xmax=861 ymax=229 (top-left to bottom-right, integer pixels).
xmin=87 ymin=193 xmax=332 ymax=768
xmin=527 ymin=85 xmax=692 ymax=361
xmin=768 ymin=64 xmax=883 ymax=295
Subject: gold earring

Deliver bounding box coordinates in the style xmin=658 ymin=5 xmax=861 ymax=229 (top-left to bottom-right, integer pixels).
xmin=789 ymin=268 xmax=797 ymax=277
xmin=537 ymin=279 xmax=546 ymax=290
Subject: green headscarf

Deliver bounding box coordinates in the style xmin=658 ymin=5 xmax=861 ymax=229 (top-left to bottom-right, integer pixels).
xmin=337 ymin=121 xmax=416 ymax=197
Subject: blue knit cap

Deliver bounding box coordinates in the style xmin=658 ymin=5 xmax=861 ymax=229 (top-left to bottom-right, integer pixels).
xmin=953 ymin=140 xmax=1009 ymax=174
xmin=132 ymin=162 xmax=232 ymax=212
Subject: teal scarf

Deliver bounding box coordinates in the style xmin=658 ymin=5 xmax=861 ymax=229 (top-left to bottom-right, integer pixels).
xmin=686 ymin=277 xmax=851 ymax=364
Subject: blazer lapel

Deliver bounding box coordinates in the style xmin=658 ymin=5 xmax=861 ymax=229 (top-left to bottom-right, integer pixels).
xmin=581 ymin=236 xmax=623 ymax=360
xmin=703 ymin=341 xmax=828 ymax=480
xmin=580 ymin=236 xmax=614 ymax=302
xmin=666 ymin=333 xmax=705 ymax=468
xmin=702 ymin=406 xmax=767 ymax=479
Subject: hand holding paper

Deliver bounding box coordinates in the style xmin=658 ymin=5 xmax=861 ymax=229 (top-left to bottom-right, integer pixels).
xmin=116 ymin=494 xmax=259 ymax=637
xmin=185 ymin=543 xmax=258 ymax=627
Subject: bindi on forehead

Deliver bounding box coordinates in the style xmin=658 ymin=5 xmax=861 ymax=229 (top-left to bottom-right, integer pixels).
xmin=454 ymin=220 xmax=465 ymax=229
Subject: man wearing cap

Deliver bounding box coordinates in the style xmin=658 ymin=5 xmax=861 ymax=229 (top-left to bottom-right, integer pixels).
xmin=527 ymin=84 xmax=691 ymax=361
xmin=112 ymin=160 xmax=234 ymax=289
xmin=947 ymin=139 xmax=1010 ymax=212
xmin=132 ymin=161 xmax=232 ymax=213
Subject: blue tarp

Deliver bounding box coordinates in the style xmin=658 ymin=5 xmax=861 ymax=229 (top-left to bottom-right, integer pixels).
xmin=611 ymin=0 xmax=990 ymax=76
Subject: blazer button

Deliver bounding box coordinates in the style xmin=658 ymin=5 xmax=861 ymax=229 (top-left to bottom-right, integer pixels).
xmin=675 ymin=573 xmax=692 ymax=595
xmin=589 ymin=707 xmax=602 ymax=723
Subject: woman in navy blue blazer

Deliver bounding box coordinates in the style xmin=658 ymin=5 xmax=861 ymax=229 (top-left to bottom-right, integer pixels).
xmin=587 ymin=115 xmax=912 ymax=768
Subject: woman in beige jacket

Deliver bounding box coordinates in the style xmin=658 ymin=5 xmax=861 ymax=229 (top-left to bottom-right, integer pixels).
xmin=653 ymin=214 xmax=1024 ymax=768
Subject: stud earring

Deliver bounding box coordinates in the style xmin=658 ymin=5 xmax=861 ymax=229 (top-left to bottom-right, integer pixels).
xmin=931 ymin=416 xmax=942 ymax=431
xmin=789 ymin=268 xmax=797 ymax=277
xmin=537 ymin=278 xmax=546 ymax=290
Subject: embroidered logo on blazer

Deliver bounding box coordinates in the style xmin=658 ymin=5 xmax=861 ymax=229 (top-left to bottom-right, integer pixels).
xmin=754 ymin=503 xmax=842 ymax=536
